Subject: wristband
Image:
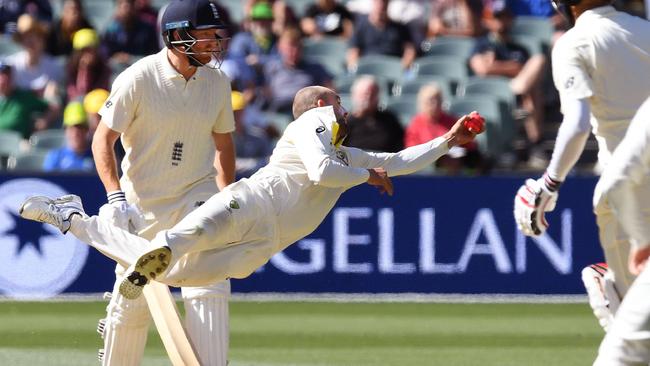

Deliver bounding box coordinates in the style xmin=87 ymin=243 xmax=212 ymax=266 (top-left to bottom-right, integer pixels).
xmin=542 ymin=172 xmax=562 ymax=192
xmin=107 ymin=190 xmax=126 ymax=205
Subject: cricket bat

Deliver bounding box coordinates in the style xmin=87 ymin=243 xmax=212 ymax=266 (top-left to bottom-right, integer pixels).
xmin=144 ymin=281 xmax=201 ymax=366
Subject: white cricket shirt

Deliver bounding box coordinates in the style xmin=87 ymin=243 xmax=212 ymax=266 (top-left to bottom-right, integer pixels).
xmin=247 ymin=106 xmax=450 ymax=250
xmin=552 ymin=6 xmax=650 ymax=166
xmin=99 ymin=48 xmax=235 ymax=213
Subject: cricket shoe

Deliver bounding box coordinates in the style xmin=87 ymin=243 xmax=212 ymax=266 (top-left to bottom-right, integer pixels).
xmin=19 ymin=195 xmax=86 ymax=234
xmin=119 ymin=246 xmax=172 ymax=300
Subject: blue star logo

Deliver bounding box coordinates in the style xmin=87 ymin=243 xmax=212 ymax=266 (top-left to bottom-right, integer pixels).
xmin=3 ymin=212 xmax=55 ymax=256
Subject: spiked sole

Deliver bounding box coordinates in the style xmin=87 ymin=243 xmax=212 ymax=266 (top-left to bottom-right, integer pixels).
xmin=118 ymin=247 xmax=171 ymax=300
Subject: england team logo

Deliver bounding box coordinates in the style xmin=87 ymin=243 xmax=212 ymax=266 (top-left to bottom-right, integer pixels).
xmin=0 ymin=179 xmax=88 ymax=299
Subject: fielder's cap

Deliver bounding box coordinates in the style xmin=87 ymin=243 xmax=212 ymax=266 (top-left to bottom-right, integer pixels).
xmin=83 ymin=88 xmax=110 ymax=114
xmin=162 ymin=0 xmax=227 ymax=32
xmin=231 ymin=91 xmax=246 ymax=111
xmin=250 ymin=2 xmax=274 ymax=20
xmin=0 ymin=61 xmax=12 ymax=74
xmin=63 ymin=101 xmax=88 ymax=127
xmin=73 ymin=28 xmax=99 ymax=50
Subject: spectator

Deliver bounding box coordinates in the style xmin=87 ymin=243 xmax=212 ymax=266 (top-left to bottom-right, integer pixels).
xmin=347 ymin=0 xmax=417 ymax=71
xmin=469 ymin=0 xmax=546 ymax=165
xmin=229 ymin=2 xmax=280 ymax=83
xmin=231 ymin=91 xmax=272 ymax=178
xmin=134 ymin=0 xmax=159 ymax=27
xmin=0 ymin=0 xmax=52 ymax=34
xmin=344 ymin=75 xmax=404 ymax=152
xmin=101 ymin=0 xmax=159 ymax=64
xmin=263 ymin=27 xmax=333 ymax=115
xmin=301 ymin=0 xmax=354 ymax=38
xmin=65 ymin=28 xmax=111 ymax=102
xmin=82 ymin=88 xmax=109 ymax=136
xmin=5 ymin=14 xmax=63 ymax=96
xmin=0 ymin=62 xmax=56 ymax=139
xmin=45 ymin=0 xmax=93 ymax=56
xmin=405 ymin=82 xmax=484 ymax=174
xmin=43 ymin=101 xmax=94 ymax=172
xmin=244 ymin=0 xmax=299 ymax=36
xmin=428 ymin=0 xmax=485 ymax=39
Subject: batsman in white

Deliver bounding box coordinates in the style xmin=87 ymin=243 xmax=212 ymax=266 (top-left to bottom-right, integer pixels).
xmin=591 ymin=97 xmax=650 ymax=365
xmin=90 ymin=0 xmax=235 ymax=364
xmin=19 ymin=85 xmax=482 ymax=307
xmin=513 ymin=0 xmax=650 ymax=332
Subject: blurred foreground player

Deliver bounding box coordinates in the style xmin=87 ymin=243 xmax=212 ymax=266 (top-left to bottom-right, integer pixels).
xmin=513 ymin=0 xmax=650 ymax=331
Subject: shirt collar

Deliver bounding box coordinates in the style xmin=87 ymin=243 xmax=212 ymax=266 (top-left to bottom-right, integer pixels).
xmin=158 ymin=48 xmax=186 ymax=80
xmin=577 ymin=5 xmax=616 ymax=25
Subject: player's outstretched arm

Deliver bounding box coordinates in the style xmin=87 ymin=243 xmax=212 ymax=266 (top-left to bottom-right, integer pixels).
xmin=349 ymin=112 xmax=484 ymax=178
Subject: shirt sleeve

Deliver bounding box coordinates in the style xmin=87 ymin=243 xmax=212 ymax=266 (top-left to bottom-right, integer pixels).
xmin=552 ymin=33 xmax=594 ymax=105
xmin=291 ymin=117 xmax=369 ymax=188
xmin=98 ymin=67 xmax=139 ymax=133
xmin=212 ymin=75 xmax=235 ymax=134
xmin=346 ymin=136 xmax=449 ymax=176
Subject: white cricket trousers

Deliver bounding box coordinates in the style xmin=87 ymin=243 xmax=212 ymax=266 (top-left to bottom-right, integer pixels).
xmin=593 ymin=98 xmax=650 ymax=365
xmin=94 ymin=181 xmax=231 ymax=366
xmin=70 ymin=179 xmax=278 ymax=288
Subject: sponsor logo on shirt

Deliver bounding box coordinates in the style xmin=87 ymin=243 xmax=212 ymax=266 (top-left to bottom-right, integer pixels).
xmin=316 ymin=126 xmax=326 ymax=134
xmin=335 ymin=150 xmax=349 ymax=166
xmin=172 ymin=142 xmax=183 ymax=166
xmin=104 ymin=100 xmax=113 ymax=108
xmin=564 ymin=76 xmax=575 ymax=89
xmin=0 ymin=179 xmax=89 ymax=298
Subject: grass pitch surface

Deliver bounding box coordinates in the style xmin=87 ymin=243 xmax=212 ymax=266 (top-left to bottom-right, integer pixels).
xmin=0 ymin=301 xmax=602 ymax=366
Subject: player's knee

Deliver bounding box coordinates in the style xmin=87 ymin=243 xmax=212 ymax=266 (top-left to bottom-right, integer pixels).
xmin=106 ymin=293 xmax=151 ymax=327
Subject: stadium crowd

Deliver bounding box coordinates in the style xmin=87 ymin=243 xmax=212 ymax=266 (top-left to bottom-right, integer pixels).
xmin=0 ymin=0 xmax=646 ymax=176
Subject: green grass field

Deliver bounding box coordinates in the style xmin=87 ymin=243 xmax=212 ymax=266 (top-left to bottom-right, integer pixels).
xmin=0 ymin=301 xmax=602 ymax=366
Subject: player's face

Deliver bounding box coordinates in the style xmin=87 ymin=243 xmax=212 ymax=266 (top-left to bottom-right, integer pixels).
xmin=327 ymin=93 xmax=349 ymax=143
xmin=185 ymin=28 xmax=229 ymax=65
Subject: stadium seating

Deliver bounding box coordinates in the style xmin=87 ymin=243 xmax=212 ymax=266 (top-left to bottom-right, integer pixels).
xmin=413 ymin=56 xmax=469 ymax=87
xmin=262 ymin=111 xmax=293 ymax=133
xmin=420 ymin=36 xmax=476 ymax=59
xmin=217 ymin=0 xmax=245 ymax=24
xmin=447 ymin=95 xmax=513 ymax=157
xmin=385 ymin=98 xmax=418 ymax=127
xmin=0 ymin=131 xmax=23 ymax=169
xmin=6 ymin=151 xmax=48 ymax=172
xmin=303 ymin=36 xmax=348 ymax=75
xmin=284 ymin=0 xmax=312 ymax=18
xmin=511 ymin=16 xmax=554 ymax=46
xmin=29 ymin=129 xmax=66 ymax=151
xmin=392 ymin=76 xmax=454 ymax=101
xmin=0 ymin=35 xmax=21 ymax=56
xmin=354 ymin=55 xmax=404 ymax=85
xmin=83 ymin=0 xmax=115 ymax=32
xmin=457 ymin=76 xmax=516 ymax=109
xmin=510 ymin=34 xmax=544 ymax=56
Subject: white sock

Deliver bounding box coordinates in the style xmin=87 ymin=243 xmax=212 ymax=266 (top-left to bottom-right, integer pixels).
xmin=183 ymin=282 xmax=230 ymax=366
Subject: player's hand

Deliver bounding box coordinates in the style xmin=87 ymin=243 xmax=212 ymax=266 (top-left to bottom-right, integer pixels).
xmin=367 ymin=168 xmax=394 ymax=196
xmin=514 ymin=177 xmax=559 ymax=236
xmin=629 ymin=246 xmax=650 ymax=276
xmin=98 ymin=191 xmax=145 ymax=234
xmin=444 ymin=112 xmax=485 ymax=147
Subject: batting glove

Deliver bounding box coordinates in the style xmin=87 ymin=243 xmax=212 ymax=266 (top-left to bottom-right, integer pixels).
xmin=98 ymin=190 xmax=145 ymax=233
xmin=514 ymin=174 xmax=561 ymax=236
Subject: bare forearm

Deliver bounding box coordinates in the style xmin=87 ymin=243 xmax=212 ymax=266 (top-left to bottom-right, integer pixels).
xmin=214 ymin=142 xmax=236 ymax=190
xmin=92 ymin=137 xmax=121 ymax=193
